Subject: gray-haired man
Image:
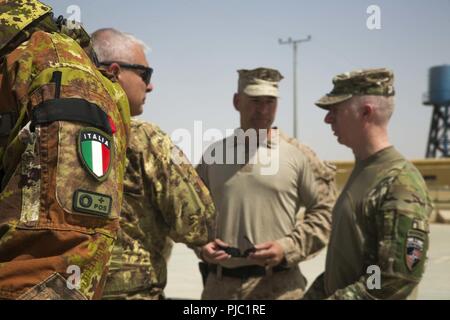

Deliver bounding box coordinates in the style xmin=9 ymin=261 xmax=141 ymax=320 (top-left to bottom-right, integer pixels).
xmin=92 ymin=28 xmax=215 ymax=299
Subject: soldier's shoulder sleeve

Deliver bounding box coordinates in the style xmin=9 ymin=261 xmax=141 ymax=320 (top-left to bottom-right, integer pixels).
xmin=132 ymin=120 xmax=170 ymax=153
xmin=275 ymin=133 xmax=334 ymax=265
xmin=195 ymin=139 xmax=221 ymax=186
xmin=280 ymin=132 xmax=337 ymax=199
xmin=0 ymin=28 xmax=130 ymax=300
xmin=323 ymin=161 xmax=432 ymax=300
xmin=379 ymin=162 xmax=432 ymax=218
xmin=380 ymin=162 xmax=432 ymax=274
xmin=135 ymin=120 xmax=215 ymax=246
xmin=281 ymin=133 xmax=336 ymax=177
xmin=362 ymin=161 xmax=432 ymax=299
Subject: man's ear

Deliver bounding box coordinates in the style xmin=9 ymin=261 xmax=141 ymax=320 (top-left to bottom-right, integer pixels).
xmin=108 ymin=63 xmax=121 ymax=79
xmin=361 ymin=104 xmax=374 ymax=121
xmin=233 ymin=93 xmax=240 ymax=111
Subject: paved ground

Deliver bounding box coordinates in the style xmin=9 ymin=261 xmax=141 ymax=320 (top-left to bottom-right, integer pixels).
xmin=165 ymin=224 xmax=450 ymax=299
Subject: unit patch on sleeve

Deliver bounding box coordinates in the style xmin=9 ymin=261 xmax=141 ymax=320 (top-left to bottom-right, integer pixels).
xmin=73 ymin=189 xmax=112 ymax=217
xmin=78 ymin=127 xmax=113 ymax=181
xmin=405 ymin=233 xmax=425 ymax=272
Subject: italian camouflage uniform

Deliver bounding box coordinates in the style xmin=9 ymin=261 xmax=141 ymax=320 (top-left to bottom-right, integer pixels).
xmin=0 ymin=0 xmax=130 ymax=299
xmin=102 ymin=119 xmax=215 ymax=300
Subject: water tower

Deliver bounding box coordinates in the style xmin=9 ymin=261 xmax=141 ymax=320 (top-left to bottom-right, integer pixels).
xmin=424 ymin=65 xmax=450 ymax=158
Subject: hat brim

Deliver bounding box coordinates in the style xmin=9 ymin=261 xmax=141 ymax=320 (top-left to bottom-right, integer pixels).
xmin=314 ymin=94 xmax=353 ymax=109
xmin=243 ymin=85 xmax=279 ymax=97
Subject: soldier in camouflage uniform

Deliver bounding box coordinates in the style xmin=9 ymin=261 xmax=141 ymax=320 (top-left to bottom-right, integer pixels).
xmin=0 ymin=1 xmax=131 ymax=299
xmin=197 ymin=67 xmax=336 ymax=300
xmin=91 ymin=28 xmax=215 ymax=299
xmin=304 ymin=68 xmax=432 ymax=300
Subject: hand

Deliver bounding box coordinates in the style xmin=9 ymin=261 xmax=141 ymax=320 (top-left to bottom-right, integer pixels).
xmin=248 ymin=241 xmax=285 ymax=267
xmin=200 ymin=239 xmax=231 ymax=264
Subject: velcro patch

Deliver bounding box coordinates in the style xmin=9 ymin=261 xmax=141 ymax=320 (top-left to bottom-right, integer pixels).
xmin=405 ymin=233 xmax=424 ymax=272
xmin=73 ymin=189 xmax=112 ymax=218
xmin=412 ymin=218 xmax=429 ymax=233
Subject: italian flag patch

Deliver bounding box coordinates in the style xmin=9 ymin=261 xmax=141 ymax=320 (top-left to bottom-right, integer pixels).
xmin=78 ymin=128 xmax=113 ymax=181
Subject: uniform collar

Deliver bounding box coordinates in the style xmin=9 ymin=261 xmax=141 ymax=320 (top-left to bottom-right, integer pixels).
xmin=232 ymin=127 xmax=279 ymax=149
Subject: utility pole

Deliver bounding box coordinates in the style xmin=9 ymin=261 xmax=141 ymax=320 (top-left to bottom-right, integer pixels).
xmin=279 ymin=35 xmax=311 ymax=139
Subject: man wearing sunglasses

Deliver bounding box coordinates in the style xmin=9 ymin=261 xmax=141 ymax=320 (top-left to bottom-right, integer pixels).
xmin=93 ymin=30 xmax=153 ymax=116
xmin=91 ymin=28 xmax=215 ymax=300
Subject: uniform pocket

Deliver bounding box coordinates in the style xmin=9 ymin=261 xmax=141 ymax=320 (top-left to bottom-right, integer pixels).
xmin=56 ymin=122 xmax=120 ymax=221
xmin=17 ymin=273 xmax=87 ymax=300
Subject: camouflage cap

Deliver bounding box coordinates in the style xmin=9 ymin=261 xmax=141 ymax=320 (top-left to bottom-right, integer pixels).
xmin=315 ymin=68 xmax=395 ymax=109
xmin=238 ymin=67 xmax=284 ymax=97
xmin=0 ymin=0 xmax=52 ymax=54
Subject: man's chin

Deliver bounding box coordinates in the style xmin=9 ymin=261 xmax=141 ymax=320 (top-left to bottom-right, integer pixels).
xmin=130 ymin=105 xmax=144 ymax=117
xmin=250 ymin=127 xmax=271 ymax=134
xmin=336 ymin=137 xmax=350 ymax=148
xmin=251 ymin=121 xmax=272 ymax=131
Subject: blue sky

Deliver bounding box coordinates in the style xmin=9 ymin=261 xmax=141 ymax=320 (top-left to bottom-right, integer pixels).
xmin=46 ymin=0 xmax=450 ymax=161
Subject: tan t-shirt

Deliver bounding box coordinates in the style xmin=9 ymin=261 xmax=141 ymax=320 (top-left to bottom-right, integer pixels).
xmin=197 ymin=129 xmax=332 ymax=268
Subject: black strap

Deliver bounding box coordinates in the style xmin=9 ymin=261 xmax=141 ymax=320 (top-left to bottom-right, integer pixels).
xmin=208 ymin=264 xmax=290 ymax=279
xmin=50 ymin=71 xmax=62 ymax=99
xmin=31 ymin=98 xmax=112 ymax=135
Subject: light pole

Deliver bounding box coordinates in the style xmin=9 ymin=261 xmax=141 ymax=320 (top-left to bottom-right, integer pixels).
xmin=279 ymin=35 xmax=311 ymax=139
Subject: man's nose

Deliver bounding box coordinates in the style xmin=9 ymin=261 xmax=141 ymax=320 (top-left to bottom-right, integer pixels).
xmin=324 ymin=111 xmax=333 ymax=124
xmin=257 ymin=102 xmax=271 ymax=114
xmin=146 ymin=82 xmax=153 ymax=93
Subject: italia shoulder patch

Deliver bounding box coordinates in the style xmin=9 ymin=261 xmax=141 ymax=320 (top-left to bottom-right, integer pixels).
xmin=73 ymin=189 xmax=112 ymax=218
xmin=78 ymin=127 xmax=113 ymax=181
xmin=405 ymin=231 xmax=425 ymax=272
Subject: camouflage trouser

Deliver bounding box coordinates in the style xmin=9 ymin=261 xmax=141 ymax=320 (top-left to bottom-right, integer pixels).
xmin=201 ymin=266 xmax=306 ymax=300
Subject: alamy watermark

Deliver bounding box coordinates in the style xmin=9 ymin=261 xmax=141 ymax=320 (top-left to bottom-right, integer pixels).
xmin=170 ymin=121 xmax=280 ymax=175
xmin=366 ymin=265 xmax=381 ymax=290
xmin=65 ymin=5 xmax=82 ymax=30
xmin=66 ymin=265 xmax=81 ymax=290
xmin=367 ymin=5 xmax=381 ymax=30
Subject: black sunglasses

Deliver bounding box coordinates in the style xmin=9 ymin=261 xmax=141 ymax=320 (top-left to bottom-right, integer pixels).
xmin=99 ymin=61 xmax=153 ymax=85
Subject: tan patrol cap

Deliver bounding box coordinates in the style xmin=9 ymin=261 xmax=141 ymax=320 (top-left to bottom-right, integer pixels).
xmin=237 ymin=67 xmax=284 ymax=97
xmin=315 ymin=68 xmax=395 ymax=109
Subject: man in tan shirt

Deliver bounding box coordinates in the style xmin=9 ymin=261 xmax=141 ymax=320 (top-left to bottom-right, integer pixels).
xmin=196 ymin=67 xmax=337 ymax=299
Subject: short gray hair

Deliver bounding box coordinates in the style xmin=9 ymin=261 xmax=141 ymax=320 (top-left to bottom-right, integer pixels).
xmin=351 ymin=95 xmax=395 ymax=126
xmin=91 ymin=28 xmax=149 ymax=63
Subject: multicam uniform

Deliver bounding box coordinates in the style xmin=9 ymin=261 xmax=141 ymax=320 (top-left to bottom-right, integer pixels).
xmin=0 ymin=0 xmax=130 ymax=300
xmin=102 ymin=120 xmax=215 ymax=299
xmin=305 ymin=68 xmax=432 ymax=300
xmin=305 ymin=147 xmax=432 ymax=300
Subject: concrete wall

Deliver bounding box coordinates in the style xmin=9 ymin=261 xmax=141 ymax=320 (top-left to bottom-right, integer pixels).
xmin=331 ymin=158 xmax=450 ymax=223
